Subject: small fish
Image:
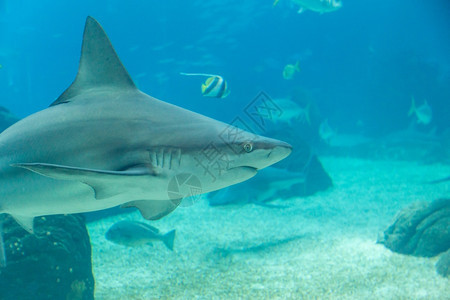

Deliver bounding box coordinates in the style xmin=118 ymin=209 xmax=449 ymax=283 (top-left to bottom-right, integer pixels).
xmin=319 ymin=119 xmax=335 ymax=143
xmin=291 ymin=0 xmax=342 ymax=14
xmin=282 ymin=61 xmax=300 ymax=80
xmin=105 ymin=220 xmax=176 ymax=251
xmin=408 ymin=97 xmax=432 ymax=125
xmin=272 ymin=98 xmax=310 ymax=125
xmin=180 ymin=72 xmax=230 ymax=98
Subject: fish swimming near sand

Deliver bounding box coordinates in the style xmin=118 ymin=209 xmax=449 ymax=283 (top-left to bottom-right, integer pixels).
xmin=180 ymin=72 xmax=230 ymax=98
xmin=319 ymin=119 xmax=335 ymax=144
xmin=0 ymin=17 xmax=291 ymax=266
xmin=106 ymin=220 xmax=176 ymax=250
xmin=282 ymin=61 xmax=300 ymax=80
xmin=408 ymin=97 xmax=432 ymax=125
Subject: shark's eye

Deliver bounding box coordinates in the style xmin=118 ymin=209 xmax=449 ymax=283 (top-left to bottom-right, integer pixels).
xmin=243 ymin=143 xmax=253 ymax=153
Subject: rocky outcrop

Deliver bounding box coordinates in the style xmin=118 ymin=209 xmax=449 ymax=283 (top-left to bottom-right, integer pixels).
xmin=0 ymin=214 xmax=94 ymax=300
xmin=378 ymin=198 xmax=449 ymax=257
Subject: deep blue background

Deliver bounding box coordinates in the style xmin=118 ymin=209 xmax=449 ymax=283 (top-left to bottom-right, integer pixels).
xmin=1 ymin=0 xmax=449 ymax=137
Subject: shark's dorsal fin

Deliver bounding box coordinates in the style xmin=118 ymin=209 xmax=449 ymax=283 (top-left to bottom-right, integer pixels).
xmin=51 ymin=16 xmax=136 ymax=106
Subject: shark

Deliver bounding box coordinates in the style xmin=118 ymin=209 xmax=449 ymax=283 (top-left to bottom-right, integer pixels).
xmin=0 ymin=16 xmax=291 ymax=240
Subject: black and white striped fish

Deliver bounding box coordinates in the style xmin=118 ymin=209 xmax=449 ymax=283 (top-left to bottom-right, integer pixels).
xmin=180 ymin=72 xmax=230 ymax=98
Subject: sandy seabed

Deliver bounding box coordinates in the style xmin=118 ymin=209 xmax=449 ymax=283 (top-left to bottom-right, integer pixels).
xmin=87 ymin=157 xmax=450 ymax=299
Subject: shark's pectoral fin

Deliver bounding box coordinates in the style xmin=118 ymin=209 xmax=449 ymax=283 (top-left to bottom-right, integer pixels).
xmin=12 ymin=163 xmax=154 ymax=200
xmin=122 ymin=199 xmax=181 ymax=220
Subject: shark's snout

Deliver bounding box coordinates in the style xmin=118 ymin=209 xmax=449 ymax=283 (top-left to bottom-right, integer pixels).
xmin=269 ymin=142 xmax=292 ymax=160
xmin=226 ymin=138 xmax=291 ymax=172
xmin=261 ymin=141 xmax=292 ymax=170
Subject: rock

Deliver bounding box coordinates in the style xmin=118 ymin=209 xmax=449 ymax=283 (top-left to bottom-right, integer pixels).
xmin=264 ymin=121 xmax=333 ymax=196
xmin=267 ymin=138 xmax=333 ymax=197
xmin=378 ymin=198 xmax=450 ymax=257
xmin=436 ymin=249 xmax=450 ymax=278
xmin=290 ymin=154 xmax=333 ymax=197
xmin=0 ymin=214 xmax=95 ymax=300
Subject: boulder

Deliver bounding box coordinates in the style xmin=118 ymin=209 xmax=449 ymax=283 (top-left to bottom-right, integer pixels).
xmin=378 ymin=198 xmax=450 ymax=257
xmin=0 ymin=214 xmax=94 ymax=300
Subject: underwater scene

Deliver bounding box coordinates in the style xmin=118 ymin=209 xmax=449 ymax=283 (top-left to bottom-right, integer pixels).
xmin=0 ymin=0 xmax=449 ymax=299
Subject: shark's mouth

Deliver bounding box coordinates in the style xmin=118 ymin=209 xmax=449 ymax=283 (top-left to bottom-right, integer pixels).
xmin=236 ymin=166 xmax=258 ymax=172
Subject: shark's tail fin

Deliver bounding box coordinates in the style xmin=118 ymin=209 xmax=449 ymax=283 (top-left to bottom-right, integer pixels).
xmin=162 ymin=229 xmax=176 ymax=251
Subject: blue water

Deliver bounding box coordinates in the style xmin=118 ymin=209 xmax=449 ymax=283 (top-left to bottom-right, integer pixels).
xmin=1 ymin=0 xmax=449 ymax=137
xmin=1 ymin=1 xmax=450 ymax=298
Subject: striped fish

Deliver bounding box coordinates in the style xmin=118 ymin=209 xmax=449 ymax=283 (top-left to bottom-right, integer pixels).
xmin=180 ymin=72 xmax=230 ymax=99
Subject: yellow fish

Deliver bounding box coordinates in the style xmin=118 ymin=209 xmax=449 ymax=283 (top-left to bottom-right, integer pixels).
xmin=180 ymin=72 xmax=230 ymax=99
xmin=282 ymin=61 xmax=300 ymax=80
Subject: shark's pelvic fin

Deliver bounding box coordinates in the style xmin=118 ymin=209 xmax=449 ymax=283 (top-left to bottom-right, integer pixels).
xmin=51 ymin=16 xmax=137 ymax=106
xmin=122 ymin=199 xmax=181 ymax=220
xmin=12 ymin=163 xmax=154 ymax=200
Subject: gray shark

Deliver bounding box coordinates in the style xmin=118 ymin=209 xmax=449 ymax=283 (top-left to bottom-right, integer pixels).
xmin=0 ymin=17 xmax=291 ymax=235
